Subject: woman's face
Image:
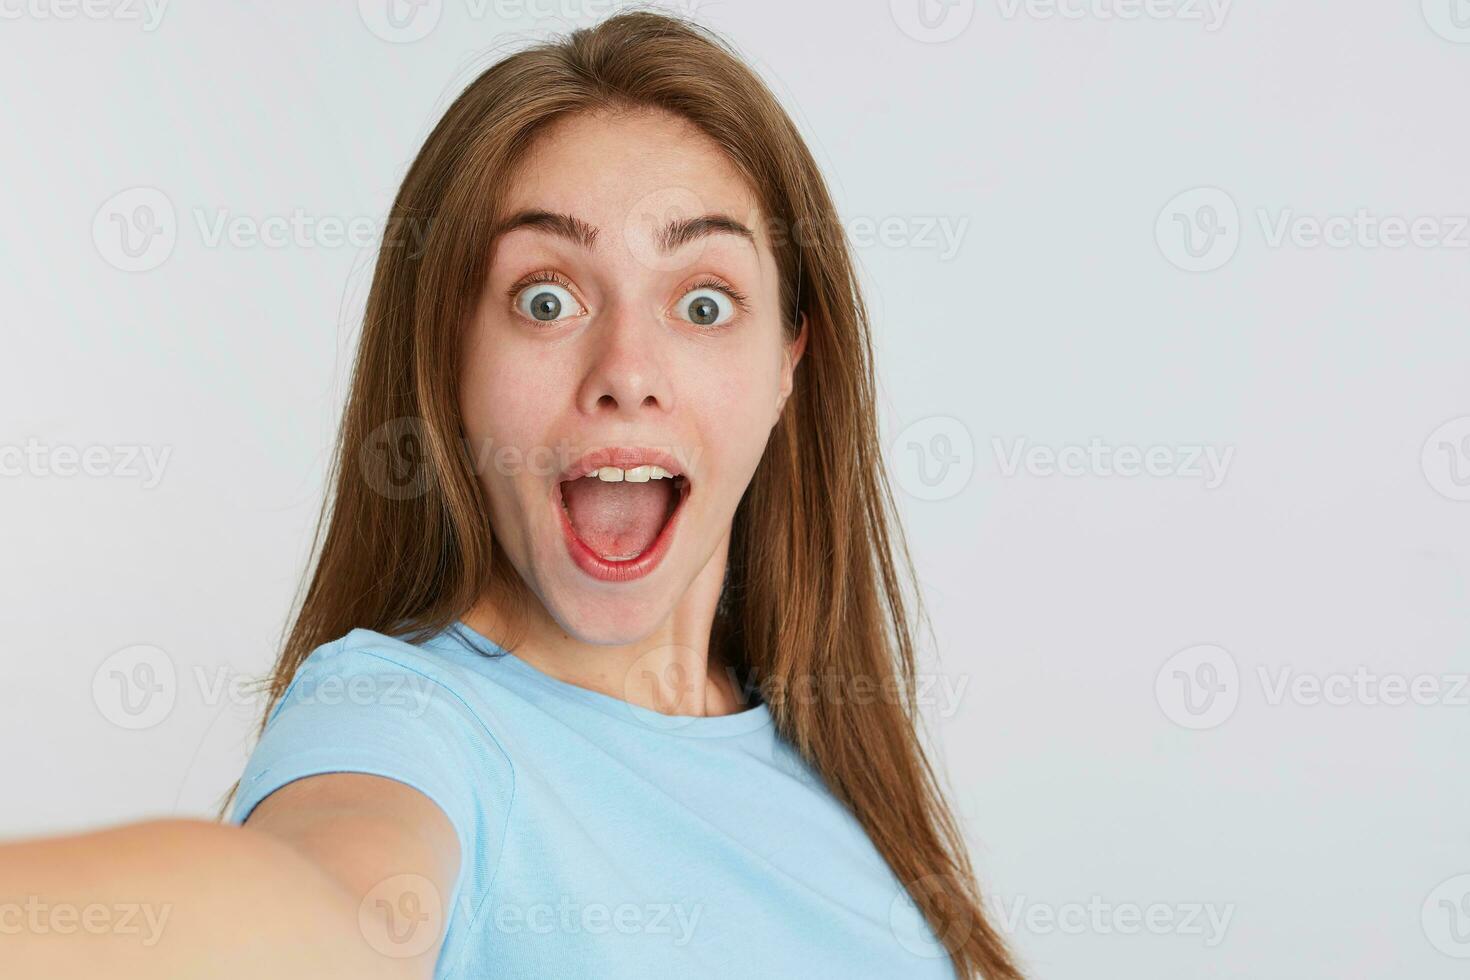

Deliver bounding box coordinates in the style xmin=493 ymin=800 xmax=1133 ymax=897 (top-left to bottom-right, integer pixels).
xmin=460 ymin=108 xmax=805 ymax=644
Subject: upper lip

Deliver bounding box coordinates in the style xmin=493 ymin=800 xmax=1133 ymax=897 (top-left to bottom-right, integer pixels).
xmin=557 ymin=446 xmax=691 ymax=483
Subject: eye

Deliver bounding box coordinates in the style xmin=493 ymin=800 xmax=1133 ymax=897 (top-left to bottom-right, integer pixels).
xmin=514 ymin=281 xmax=581 ymax=323
xmin=674 ymin=287 xmax=736 ymax=328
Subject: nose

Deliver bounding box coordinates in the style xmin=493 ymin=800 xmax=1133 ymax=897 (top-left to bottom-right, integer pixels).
xmin=575 ymin=298 xmax=674 ymax=419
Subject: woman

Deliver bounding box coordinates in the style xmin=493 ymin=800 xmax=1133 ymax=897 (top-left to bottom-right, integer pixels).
xmin=1 ymin=12 xmax=1019 ymax=979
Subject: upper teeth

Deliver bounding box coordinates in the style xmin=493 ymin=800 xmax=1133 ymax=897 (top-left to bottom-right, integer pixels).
xmin=587 ymin=465 xmax=675 ymax=483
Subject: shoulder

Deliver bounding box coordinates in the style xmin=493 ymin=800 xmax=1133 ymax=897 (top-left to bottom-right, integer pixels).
xmin=285 ymin=625 xmax=481 ymax=688
xmin=242 ymin=625 xmax=518 ymax=824
xmin=271 ymin=626 xmax=506 ymax=728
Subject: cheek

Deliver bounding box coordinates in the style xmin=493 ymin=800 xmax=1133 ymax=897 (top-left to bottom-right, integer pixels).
xmin=463 ymin=311 xmax=570 ymax=439
xmin=459 ymin=334 xmax=557 ymax=508
xmin=683 ymin=340 xmax=783 ymax=487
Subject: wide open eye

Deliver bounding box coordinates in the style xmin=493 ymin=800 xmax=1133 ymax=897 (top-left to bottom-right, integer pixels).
xmin=514 ymin=281 xmax=581 ymax=323
xmin=673 ymin=287 xmax=736 ymax=328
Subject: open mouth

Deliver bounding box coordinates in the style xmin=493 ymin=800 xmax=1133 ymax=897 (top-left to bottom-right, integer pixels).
xmin=554 ymin=450 xmax=692 ymax=581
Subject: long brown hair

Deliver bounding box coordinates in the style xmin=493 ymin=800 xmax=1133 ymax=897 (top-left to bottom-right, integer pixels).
xmin=225 ymin=11 xmax=1020 ymax=978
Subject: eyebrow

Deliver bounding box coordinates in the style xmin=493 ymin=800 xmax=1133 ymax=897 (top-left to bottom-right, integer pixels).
xmin=493 ymin=209 xmax=755 ymax=253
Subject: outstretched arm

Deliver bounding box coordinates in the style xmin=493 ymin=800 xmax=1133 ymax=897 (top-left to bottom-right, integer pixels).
xmin=0 ymin=773 xmax=460 ymax=980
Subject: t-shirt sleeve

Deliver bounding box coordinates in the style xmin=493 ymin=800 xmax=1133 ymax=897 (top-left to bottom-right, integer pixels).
xmin=228 ymin=632 xmax=513 ymax=928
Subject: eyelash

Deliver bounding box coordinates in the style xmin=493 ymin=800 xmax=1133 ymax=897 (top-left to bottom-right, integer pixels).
xmin=506 ymin=271 xmax=751 ymax=324
xmin=686 ymin=276 xmax=751 ymax=316
xmin=506 ymin=270 xmax=578 ymax=306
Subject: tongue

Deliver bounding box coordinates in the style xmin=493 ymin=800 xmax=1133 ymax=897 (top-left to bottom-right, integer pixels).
xmin=561 ymin=477 xmax=674 ymax=560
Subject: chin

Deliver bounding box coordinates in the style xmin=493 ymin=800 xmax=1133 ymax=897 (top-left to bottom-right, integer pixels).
xmin=542 ymin=578 xmax=679 ymax=647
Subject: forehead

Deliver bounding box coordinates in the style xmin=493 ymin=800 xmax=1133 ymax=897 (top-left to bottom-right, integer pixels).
xmin=499 ymin=108 xmax=767 ymax=246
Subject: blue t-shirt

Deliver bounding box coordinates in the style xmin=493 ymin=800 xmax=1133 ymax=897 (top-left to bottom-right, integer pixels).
xmin=229 ymin=623 xmax=958 ymax=978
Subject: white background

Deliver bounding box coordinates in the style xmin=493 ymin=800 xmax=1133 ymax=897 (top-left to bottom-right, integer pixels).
xmin=2 ymin=1 xmax=1468 ymax=977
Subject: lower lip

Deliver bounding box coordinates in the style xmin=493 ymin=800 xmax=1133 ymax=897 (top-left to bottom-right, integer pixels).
xmin=555 ymin=479 xmax=690 ymax=583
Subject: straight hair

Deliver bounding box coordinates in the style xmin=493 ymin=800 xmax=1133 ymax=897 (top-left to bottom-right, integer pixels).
xmin=226 ymin=11 xmax=1020 ymax=978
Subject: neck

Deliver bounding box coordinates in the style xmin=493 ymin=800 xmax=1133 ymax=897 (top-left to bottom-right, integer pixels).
xmin=461 ymin=536 xmax=749 ymax=718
